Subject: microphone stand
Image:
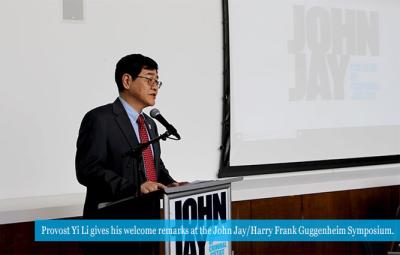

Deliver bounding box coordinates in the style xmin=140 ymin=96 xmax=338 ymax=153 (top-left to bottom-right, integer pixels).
xmin=122 ymin=131 xmax=171 ymax=158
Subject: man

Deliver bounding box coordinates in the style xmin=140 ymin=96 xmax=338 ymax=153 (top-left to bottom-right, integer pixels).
xmin=75 ymin=54 xmax=178 ymax=253
xmin=76 ymin=54 xmax=178 ymax=217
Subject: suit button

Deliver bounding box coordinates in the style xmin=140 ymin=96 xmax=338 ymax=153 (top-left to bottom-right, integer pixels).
xmin=127 ymin=164 xmax=131 ymax=168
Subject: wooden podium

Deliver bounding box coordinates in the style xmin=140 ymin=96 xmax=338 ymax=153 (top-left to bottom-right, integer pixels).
xmin=96 ymin=177 xmax=242 ymax=255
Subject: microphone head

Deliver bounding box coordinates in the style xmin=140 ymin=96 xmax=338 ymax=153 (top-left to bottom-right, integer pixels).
xmin=150 ymin=108 xmax=161 ymax=118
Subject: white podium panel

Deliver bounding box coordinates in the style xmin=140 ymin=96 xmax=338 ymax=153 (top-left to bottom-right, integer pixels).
xmin=163 ymin=179 xmax=242 ymax=255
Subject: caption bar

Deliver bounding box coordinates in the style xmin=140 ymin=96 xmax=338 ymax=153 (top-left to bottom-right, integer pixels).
xmin=35 ymin=219 xmax=400 ymax=242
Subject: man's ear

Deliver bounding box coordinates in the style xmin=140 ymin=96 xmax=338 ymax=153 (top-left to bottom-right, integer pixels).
xmin=122 ymin=74 xmax=131 ymax=90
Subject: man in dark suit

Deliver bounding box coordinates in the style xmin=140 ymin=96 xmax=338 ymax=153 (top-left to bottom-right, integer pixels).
xmin=75 ymin=54 xmax=178 ymax=254
xmin=76 ymin=53 xmax=178 ymax=218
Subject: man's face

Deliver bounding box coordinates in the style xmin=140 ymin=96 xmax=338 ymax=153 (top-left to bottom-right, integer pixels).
xmin=123 ymin=68 xmax=159 ymax=111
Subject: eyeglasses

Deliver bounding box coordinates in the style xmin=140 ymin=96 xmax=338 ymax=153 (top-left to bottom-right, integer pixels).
xmin=136 ymin=76 xmax=163 ymax=89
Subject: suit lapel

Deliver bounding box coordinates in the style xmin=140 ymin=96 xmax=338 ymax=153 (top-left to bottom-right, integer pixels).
xmin=112 ymin=98 xmax=139 ymax=149
xmin=144 ymin=114 xmax=156 ymax=141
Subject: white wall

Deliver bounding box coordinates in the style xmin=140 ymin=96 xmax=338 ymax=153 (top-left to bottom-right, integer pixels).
xmin=0 ymin=0 xmax=223 ymax=200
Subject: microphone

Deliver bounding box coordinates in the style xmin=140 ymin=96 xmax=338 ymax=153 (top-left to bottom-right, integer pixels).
xmin=150 ymin=108 xmax=181 ymax=139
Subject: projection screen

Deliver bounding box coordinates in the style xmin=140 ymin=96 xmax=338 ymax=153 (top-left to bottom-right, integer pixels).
xmin=219 ymin=0 xmax=400 ymax=177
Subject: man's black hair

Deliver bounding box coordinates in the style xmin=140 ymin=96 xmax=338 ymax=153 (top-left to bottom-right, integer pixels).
xmin=115 ymin=54 xmax=158 ymax=92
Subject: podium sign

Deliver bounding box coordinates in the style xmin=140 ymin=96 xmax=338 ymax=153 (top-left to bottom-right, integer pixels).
xmin=164 ymin=181 xmax=235 ymax=255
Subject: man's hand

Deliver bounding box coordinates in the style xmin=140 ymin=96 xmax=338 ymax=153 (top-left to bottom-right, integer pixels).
xmin=140 ymin=181 xmax=167 ymax=194
xmin=167 ymin=181 xmax=189 ymax=187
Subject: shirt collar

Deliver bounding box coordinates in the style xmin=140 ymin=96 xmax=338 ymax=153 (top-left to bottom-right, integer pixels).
xmin=119 ymin=97 xmax=142 ymax=123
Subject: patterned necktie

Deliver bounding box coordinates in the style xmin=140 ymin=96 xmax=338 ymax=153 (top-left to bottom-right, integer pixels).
xmin=137 ymin=115 xmax=157 ymax=181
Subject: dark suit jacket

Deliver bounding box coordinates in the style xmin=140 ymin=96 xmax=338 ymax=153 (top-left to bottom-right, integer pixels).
xmin=75 ymin=98 xmax=175 ymax=217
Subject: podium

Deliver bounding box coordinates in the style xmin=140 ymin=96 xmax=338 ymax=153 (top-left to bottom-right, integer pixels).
xmin=163 ymin=177 xmax=242 ymax=255
xmin=96 ymin=177 xmax=242 ymax=255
